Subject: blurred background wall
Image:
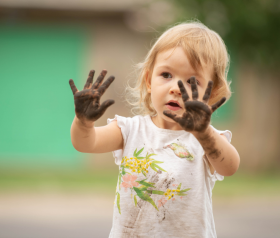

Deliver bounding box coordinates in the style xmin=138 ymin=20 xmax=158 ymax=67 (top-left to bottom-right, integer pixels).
xmin=0 ymin=0 xmax=279 ymax=173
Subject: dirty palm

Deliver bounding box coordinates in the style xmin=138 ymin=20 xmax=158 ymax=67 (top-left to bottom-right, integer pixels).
xmin=69 ymin=69 xmax=115 ymax=123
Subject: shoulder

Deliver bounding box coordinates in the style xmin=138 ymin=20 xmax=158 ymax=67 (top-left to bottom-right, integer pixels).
xmin=107 ymin=114 xmax=148 ymax=141
xmin=116 ymin=114 xmax=149 ymax=127
xmin=107 ymin=114 xmax=146 ymax=124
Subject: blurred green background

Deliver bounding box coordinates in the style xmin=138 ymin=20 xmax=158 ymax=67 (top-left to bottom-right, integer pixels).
xmin=0 ymin=1 xmax=279 ymax=237
xmin=0 ymin=23 xmax=86 ymax=169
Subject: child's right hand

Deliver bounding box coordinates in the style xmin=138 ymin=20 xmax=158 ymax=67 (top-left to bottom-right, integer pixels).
xmin=69 ymin=69 xmax=115 ymax=125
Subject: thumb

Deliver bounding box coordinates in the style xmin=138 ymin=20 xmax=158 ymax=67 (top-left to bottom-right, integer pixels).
xmin=163 ymin=110 xmax=180 ymax=123
xmin=97 ymin=99 xmax=115 ymax=116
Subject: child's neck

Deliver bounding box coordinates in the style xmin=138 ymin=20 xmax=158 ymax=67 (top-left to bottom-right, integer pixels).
xmin=151 ymin=115 xmax=184 ymax=131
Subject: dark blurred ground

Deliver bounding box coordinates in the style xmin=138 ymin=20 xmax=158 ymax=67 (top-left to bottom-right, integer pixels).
xmin=0 ymin=170 xmax=279 ymax=238
xmin=0 ymin=193 xmax=279 ymax=238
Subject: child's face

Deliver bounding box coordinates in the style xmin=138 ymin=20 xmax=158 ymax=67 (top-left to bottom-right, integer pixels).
xmin=146 ymin=47 xmax=214 ymax=129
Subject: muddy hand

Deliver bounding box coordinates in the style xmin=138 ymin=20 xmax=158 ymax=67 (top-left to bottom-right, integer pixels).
xmin=163 ymin=77 xmax=226 ymax=133
xmin=69 ymin=69 xmax=115 ymax=122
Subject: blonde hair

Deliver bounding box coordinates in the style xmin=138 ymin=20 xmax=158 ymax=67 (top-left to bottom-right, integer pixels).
xmin=125 ymin=21 xmax=231 ymax=116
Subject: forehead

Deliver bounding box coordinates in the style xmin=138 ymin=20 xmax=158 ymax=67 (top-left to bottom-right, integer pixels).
xmin=155 ymin=47 xmax=187 ymax=64
xmin=154 ymin=47 xmax=213 ymax=77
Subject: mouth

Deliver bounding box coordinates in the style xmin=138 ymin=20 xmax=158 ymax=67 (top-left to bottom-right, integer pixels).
xmin=165 ymin=101 xmax=182 ymax=111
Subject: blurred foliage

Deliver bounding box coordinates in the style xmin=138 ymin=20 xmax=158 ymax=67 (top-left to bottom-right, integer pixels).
xmin=172 ymin=0 xmax=280 ymax=70
xmin=1 ymin=169 xmax=280 ymax=198
xmin=0 ymin=169 xmax=118 ymax=195
xmin=213 ymin=170 xmax=280 ymax=198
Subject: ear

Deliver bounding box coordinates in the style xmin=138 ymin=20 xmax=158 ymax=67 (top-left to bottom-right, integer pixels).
xmin=145 ymin=70 xmax=151 ymax=93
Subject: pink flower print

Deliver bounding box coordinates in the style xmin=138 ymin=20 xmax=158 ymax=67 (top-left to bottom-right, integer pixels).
xmin=164 ymin=143 xmax=194 ymax=160
xmin=172 ymin=184 xmax=178 ymax=187
xmin=172 ymin=198 xmax=175 ymax=201
xmin=121 ymin=174 xmax=139 ymax=192
xmin=158 ymin=197 xmax=167 ymax=208
xmin=178 ymin=151 xmax=189 ymax=158
xmin=180 ymin=196 xmax=183 ymax=200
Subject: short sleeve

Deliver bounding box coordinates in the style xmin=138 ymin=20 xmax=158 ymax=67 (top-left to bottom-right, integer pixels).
xmin=210 ymin=125 xmax=232 ymax=143
xmin=204 ymin=125 xmax=233 ymax=182
xmin=107 ymin=114 xmax=129 ymax=165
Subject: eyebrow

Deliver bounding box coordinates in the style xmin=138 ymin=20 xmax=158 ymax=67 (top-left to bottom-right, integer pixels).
xmin=156 ymin=65 xmax=205 ymax=79
xmin=156 ymin=65 xmax=175 ymax=71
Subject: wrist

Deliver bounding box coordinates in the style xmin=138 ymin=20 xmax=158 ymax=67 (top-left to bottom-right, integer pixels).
xmin=191 ymin=125 xmax=212 ymax=140
xmin=75 ymin=116 xmax=94 ymax=129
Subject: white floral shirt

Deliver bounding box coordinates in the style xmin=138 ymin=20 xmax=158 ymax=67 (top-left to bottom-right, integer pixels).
xmin=107 ymin=115 xmax=232 ymax=238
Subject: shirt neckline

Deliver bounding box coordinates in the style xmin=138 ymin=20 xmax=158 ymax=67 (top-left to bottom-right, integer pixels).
xmin=145 ymin=115 xmax=187 ymax=135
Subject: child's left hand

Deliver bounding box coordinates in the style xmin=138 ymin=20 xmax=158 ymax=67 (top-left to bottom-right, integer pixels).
xmin=163 ymin=77 xmax=226 ymax=135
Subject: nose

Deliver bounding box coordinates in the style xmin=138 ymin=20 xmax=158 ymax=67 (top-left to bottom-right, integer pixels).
xmin=169 ymin=80 xmax=181 ymax=96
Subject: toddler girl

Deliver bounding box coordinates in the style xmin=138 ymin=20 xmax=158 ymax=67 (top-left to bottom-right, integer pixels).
xmin=69 ymin=21 xmax=240 ymax=238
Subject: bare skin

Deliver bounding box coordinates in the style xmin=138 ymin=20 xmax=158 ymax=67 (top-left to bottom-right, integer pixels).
xmin=69 ymin=69 xmax=115 ymax=126
xmin=164 ymin=77 xmax=239 ymax=176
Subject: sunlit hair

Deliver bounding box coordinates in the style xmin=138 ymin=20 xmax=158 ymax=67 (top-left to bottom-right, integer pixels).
xmin=125 ymin=20 xmax=231 ymax=116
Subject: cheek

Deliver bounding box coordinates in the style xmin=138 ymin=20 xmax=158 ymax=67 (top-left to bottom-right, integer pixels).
xmin=198 ymin=88 xmax=205 ymax=100
xmin=183 ymin=84 xmax=193 ymax=98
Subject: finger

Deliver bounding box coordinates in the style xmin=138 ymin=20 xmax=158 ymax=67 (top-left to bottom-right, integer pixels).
xmin=190 ymin=77 xmax=198 ymax=100
xmin=92 ymin=70 xmax=107 ymax=89
xmin=97 ymin=99 xmax=115 ymax=116
xmin=202 ymin=81 xmax=213 ymax=104
xmin=211 ymin=97 xmax=226 ymax=112
xmin=83 ymin=70 xmax=95 ymax=89
xmin=98 ymin=76 xmax=115 ymax=96
xmin=163 ymin=110 xmax=180 ymax=123
xmin=69 ymin=79 xmax=78 ymax=95
xmin=178 ymin=80 xmax=189 ymax=102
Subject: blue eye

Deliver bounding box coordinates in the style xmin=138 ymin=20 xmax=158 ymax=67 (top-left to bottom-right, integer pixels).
xmin=161 ymin=72 xmax=172 ymax=78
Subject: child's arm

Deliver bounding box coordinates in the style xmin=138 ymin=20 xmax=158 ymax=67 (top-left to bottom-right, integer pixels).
xmin=163 ymin=77 xmax=240 ymax=176
xmin=192 ymin=127 xmax=239 ymax=176
xmin=69 ymin=69 xmax=123 ymax=153
xmin=70 ymin=116 xmax=123 ymax=153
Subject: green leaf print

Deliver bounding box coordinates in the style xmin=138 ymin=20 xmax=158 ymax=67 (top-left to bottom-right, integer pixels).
xmin=133 ymin=187 xmax=159 ymax=211
xmin=118 ymin=172 xmax=122 ymax=187
xmin=138 ymin=186 xmax=148 ymax=192
xmin=117 ymin=192 xmax=121 ymax=214
xmin=146 ymin=153 xmax=156 ymax=159
xmin=146 ymin=190 xmax=165 ymax=195
xmin=150 ymin=163 xmax=158 ymax=172
xmin=151 ymin=160 xmax=164 ymax=164
xmin=141 ymin=170 xmax=147 ymax=177
xmin=180 ymin=188 xmax=191 ymax=193
xmin=177 ymin=183 xmax=182 ymax=190
xmin=134 ymin=195 xmax=137 ymax=206
xmin=122 ymin=167 xmax=126 ymax=175
xmin=135 ymin=147 xmax=144 ymax=157
xmin=152 ymin=163 xmax=167 ymax=172
xmin=137 ymin=180 xmax=155 ymax=188
xmin=133 ymin=148 xmax=137 ymax=157
xmin=176 ymin=193 xmax=189 ymax=196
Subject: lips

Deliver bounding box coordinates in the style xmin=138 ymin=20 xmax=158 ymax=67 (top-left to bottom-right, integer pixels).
xmin=166 ymin=100 xmax=181 ymax=108
xmin=165 ymin=100 xmax=182 ymax=111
